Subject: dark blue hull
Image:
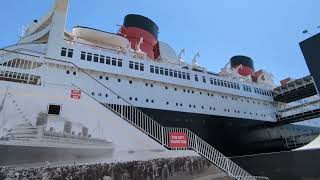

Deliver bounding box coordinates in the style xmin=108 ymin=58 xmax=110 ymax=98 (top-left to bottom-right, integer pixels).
xmin=231 ymin=149 xmax=320 ymax=180
xmin=139 ymin=107 xmax=320 ymax=156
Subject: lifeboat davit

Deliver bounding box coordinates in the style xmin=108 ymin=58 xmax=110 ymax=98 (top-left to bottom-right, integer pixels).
xmin=72 ymin=26 xmax=130 ymax=50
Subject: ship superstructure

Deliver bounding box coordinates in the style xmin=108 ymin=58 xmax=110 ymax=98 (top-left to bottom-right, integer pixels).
xmin=0 ymin=0 xmax=319 ymax=158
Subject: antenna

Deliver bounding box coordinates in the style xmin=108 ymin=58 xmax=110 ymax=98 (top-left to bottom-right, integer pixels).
xmin=192 ymin=52 xmax=200 ymax=66
xmin=178 ymin=48 xmax=185 ymax=62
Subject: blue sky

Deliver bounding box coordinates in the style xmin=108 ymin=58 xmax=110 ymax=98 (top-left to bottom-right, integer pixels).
xmin=0 ymin=0 xmax=319 ymax=84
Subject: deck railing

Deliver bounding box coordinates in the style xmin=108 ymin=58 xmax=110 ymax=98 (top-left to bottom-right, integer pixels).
xmin=0 ymin=48 xmax=269 ymax=180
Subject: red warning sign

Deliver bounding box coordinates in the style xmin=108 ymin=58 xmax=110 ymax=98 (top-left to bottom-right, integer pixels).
xmin=70 ymin=89 xmax=81 ymax=99
xmin=169 ymin=132 xmax=188 ymax=148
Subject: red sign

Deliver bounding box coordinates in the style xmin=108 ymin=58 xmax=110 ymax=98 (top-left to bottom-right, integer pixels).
xmin=169 ymin=132 xmax=188 ymax=148
xmin=70 ymin=89 xmax=81 ymax=99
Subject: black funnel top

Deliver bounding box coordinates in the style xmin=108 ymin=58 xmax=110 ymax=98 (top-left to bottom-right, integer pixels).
xmin=230 ymin=55 xmax=254 ymax=70
xmin=123 ymin=14 xmax=159 ymax=39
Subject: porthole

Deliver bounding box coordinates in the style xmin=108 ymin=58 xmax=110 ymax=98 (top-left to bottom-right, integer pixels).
xmin=105 ymin=77 xmax=109 ymax=80
xmin=105 ymin=94 xmax=108 ymax=98
xmin=166 ymin=102 xmax=169 ymax=105
xmin=91 ymin=92 xmax=95 ymax=96
xmin=98 ymin=93 xmax=102 ymax=96
xmin=118 ymin=79 xmax=121 ymax=82
xmin=207 ymin=93 xmax=210 ymax=96
xmin=193 ymin=105 xmax=196 ymax=108
xmin=180 ymin=103 xmax=182 ymax=106
xmin=73 ymin=72 xmax=76 ymax=75
xmin=135 ymin=97 xmax=138 ymax=101
xmin=66 ymin=70 xmax=70 ymax=74
xmin=146 ymin=99 xmax=149 ymax=102
xmin=202 ymin=106 xmax=204 ymax=109
xmin=210 ymin=107 xmax=212 ymax=110
xmin=165 ymin=86 xmax=168 ymax=90
xmin=99 ymin=76 xmax=103 ymax=79
xmin=174 ymin=88 xmax=177 ymax=91
xmin=189 ymin=104 xmax=192 ymax=108
xmin=176 ymin=103 xmax=178 ymax=106
xmin=117 ymin=96 xmax=120 ymax=99
xmin=129 ymin=80 xmax=132 ymax=84
xmin=213 ymin=108 xmax=216 ymax=110
xmin=145 ymin=83 xmax=148 ymax=86
xmin=200 ymin=92 xmax=202 ymax=95
xmin=150 ymin=84 xmax=153 ymax=87
xmin=151 ymin=100 xmax=154 ymax=103
xmin=187 ymin=90 xmax=190 ymax=93
xmin=129 ymin=97 xmax=132 ymax=100
xmin=183 ymin=89 xmax=186 ymax=92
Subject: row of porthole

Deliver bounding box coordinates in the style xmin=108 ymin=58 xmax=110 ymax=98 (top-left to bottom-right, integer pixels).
xmin=95 ymin=76 xmax=271 ymax=107
xmin=66 ymin=70 xmax=76 ymax=75
xmin=224 ymin=108 xmax=267 ymax=117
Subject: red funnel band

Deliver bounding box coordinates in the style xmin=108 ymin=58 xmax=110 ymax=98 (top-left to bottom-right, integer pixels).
xmin=121 ymin=27 xmax=158 ymax=59
xmin=237 ymin=65 xmax=254 ymax=76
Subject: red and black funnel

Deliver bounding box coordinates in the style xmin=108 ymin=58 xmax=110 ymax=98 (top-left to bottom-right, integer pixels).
xmin=230 ymin=55 xmax=255 ymax=76
xmin=120 ymin=14 xmax=160 ymax=59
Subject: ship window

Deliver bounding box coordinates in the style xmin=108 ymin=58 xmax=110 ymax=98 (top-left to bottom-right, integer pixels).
xmin=169 ymin=69 xmax=173 ymax=77
xmin=214 ymin=79 xmax=217 ymax=85
xmin=99 ymin=75 xmax=103 ymax=79
xmin=118 ymin=79 xmax=121 ymax=82
xmin=48 ymin=104 xmax=61 ymax=115
xmin=186 ymin=73 xmax=190 ymax=80
xmin=67 ymin=49 xmax=73 ymax=58
xmin=165 ymin=68 xmax=169 ymax=76
xmin=106 ymin=56 xmax=111 ymax=64
xmin=195 ymin=75 xmax=198 ymax=82
xmin=129 ymin=80 xmax=132 ymax=84
xmin=118 ymin=59 xmax=122 ymax=67
xmin=129 ymin=97 xmax=132 ymax=100
xmin=60 ymin=47 xmax=67 ymax=57
xmin=160 ymin=68 xmax=164 ymax=75
xmin=151 ymin=100 xmax=154 ymax=103
xmin=81 ymin=51 xmax=86 ymax=60
xmin=93 ymin=54 xmax=99 ymax=62
xmin=155 ymin=67 xmax=159 ymax=74
xmin=105 ymin=77 xmax=109 ymax=80
xmin=87 ymin=53 xmax=92 ymax=61
xmin=100 ymin=55 xmax=105 ymax=64
xmin=112 ymin=58 xmax=117 ymax=66
xmin=202 ymin=76 xmax=206 ymax=83
xmin=174 ymin=70 xmax=177 ymax=77
xmin=135 ymin=62 xmax=139 ymax=70
xmin=178 ymin=71 xmax=182 ymax=78
xmin=129 ymin=61 xmax=134 ymax=69
xmin=210 ymin=78 xmax=213 ymax=84
xmin=182 ymin=72 xmax=186 ymax=79
xmin=146 ymin=99 xmax=149 ymax=102
xmin=140 ymin=63 xmax=144 ymax=71
xmin=150 ymin=66 xmax=154 ymax=73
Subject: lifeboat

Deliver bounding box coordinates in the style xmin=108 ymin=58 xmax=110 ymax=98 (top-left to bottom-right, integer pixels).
xmin=72 ymin=26 xmax=130 ymax=50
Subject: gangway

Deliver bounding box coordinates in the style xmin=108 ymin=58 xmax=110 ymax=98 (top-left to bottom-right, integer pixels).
xmin=0 ymin=48 xmax=269 ymax=180
xmin=276 ymin=99 xmax=320 ymax=125
xmin=273 ymin=75 xmax=317 ymax=103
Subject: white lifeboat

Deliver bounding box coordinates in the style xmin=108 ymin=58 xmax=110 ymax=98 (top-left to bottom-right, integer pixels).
xmin=72 ymin=26 xmax=130 ymax=50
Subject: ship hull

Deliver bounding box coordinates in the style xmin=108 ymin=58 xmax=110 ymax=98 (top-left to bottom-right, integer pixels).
xmin=231 ymin=149 xmax=320 ymax=180
xmin=139 ymin=107 xmax=320 ymax=156
xmin=0 ymin=144 xmax=113 ymax=166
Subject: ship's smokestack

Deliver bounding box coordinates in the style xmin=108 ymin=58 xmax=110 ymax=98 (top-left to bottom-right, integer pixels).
xmin=120 ymin=14 xmax=160 ymax=59
xmin=230 ymin=55 xmax=255 ymax=76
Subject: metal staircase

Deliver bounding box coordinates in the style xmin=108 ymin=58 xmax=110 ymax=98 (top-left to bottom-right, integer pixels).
xmin=0 ymin=48 xmax=269 ymax=180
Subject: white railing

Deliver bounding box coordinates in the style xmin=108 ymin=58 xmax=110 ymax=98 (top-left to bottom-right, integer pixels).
xmin=0 ymin=49 xmax=269 ymax=180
